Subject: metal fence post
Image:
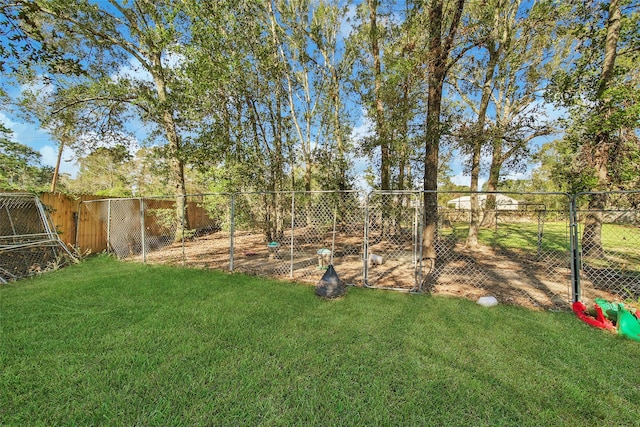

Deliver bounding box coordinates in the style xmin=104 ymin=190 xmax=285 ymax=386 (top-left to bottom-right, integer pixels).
xmin=107 ymin=199 xmax=111 ymax=253
xmin=140 ymin=198 xmax=146 ymax=264
xmin=181 ymin=196 xmax=186 ymax=267
xmin=229 ymin=193 xmax=235 ymax=272
xmin=569 ymin=194 xmax=581 ymax=302
xmin=290 ymin=192 xmax=295 ymax=279
xmin=363 ymin=192 xmax=370 ymax=286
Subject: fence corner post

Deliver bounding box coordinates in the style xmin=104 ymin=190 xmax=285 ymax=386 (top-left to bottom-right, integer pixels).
xmin=569 ymin=194 xmax=581 ymax=303
xmin=140 ymin=198 xmax=146 ymax=264
xmin=229 ymin=194 xmax=235 ymax=272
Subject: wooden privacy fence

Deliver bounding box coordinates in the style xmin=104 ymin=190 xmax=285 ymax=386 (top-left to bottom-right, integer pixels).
xmin=38 ymin=193 xmax=211 ymax=255
xmin=38 ymin=193 xmax=108 ymax=254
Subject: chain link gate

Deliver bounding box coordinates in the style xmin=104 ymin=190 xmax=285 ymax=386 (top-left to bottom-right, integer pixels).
xmin=228 ymin=191 xmax=365 ymax=284
xmin=576 ymin=191 xmax=640 ymax=304
xmin=289 ymin=191 xmax=365 ymax=285
xmin=364 ymin=191 xmax=574 ymax=308
xmin=364 ymin=191 xmax=423 ymax=290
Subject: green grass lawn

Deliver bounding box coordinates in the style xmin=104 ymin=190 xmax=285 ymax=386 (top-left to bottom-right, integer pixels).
xmin=2 ymin=256 xmax=640 ymax=426
xmin=446 ymin=221 xmax=571 ymax=255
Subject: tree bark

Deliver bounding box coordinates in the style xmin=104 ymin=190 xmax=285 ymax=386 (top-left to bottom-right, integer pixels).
xmin=422 ymin=0 xmax=466 ymax=263
xmin=582 ymin=0 xmax=620 ymax=257
xmin=50 ymin=136 xmax=66 ymax=193
xmin=368 ymin=0 xmax=390 ymax=191
xmin=151 ymin=57 xmax=188 ymax=241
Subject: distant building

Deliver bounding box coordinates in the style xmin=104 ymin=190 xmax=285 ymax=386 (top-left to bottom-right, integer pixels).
xmin=447 ymin=194 xmax=519 ymax=210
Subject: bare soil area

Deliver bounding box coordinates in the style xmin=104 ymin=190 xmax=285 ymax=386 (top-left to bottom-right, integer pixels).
xmin=143 ymin=230 xmax=617 ymax=310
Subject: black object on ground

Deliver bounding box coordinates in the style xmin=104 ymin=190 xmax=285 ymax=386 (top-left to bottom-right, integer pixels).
xmin=315 ymin=264 xmax=346 ymax=299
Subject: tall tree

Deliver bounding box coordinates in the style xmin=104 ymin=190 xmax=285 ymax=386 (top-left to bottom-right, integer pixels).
xmin=416 ymin=0 xmax=467 ymax=263
xmin=455 ymin=0 xmax=510 ymax=247
xmin=7 ymin=0 xmax=192 ymax=239
xmin=548 ymin=0 xmax=640 ymax=256
xmin=455 ymin=0 xmax=562 ymax=242
xmin=67 ymin=145 xmax=134 ymax=196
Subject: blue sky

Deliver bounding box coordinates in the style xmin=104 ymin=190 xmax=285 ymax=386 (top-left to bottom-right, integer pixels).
xmin=0 ymin=108 xmax=80 ymax=177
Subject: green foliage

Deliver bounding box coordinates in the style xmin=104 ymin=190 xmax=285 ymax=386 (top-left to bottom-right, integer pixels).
xmin=148 ymin=208 xmax=176 ymax=234
xmin=545 ymin=0 xmax=640 ymax=194
xmin=0 ymin=127 xmax=52 ymax=191
xmin=2 ymin=0 xmax=639 ymax=202
xmin=65 ymin=145 xmax=134 ymax=197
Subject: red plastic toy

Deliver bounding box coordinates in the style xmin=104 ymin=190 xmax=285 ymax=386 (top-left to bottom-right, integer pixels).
xmin=572 ymin=301 xmax=616 ymax=331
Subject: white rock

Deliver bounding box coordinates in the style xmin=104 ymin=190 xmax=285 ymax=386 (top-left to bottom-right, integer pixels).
xmin=477 ymin=296 xmax=499 ymax=307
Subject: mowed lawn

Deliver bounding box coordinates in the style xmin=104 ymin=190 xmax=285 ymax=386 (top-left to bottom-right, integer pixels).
xmin=1 ymin=257 xmax=639 ymax=426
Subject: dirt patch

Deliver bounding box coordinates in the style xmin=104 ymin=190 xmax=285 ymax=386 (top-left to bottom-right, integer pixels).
xmin=140 ymin=230 xmax=618 ymax=311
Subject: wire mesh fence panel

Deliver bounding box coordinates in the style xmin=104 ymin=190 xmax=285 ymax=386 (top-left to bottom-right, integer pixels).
xmin=0 ymin=193 xmax=73 ymax=282
xmin=331 ymin=192 xmax=367 ymax=285
xmin=439 ymin=192 xmax=573 ymax=308
xmin=365 ymin=191 xmax=574 ymax=308
xmin=418 ymin=191 xmax=496 ymax=298
xmin=230 ymin=192 xmax=293 ymax=278
xmin=365 ymin=192 xmax=422 ymax=290
xmin=466 ymin=193 xmax=572 ymax=308
xmin=106 ymin=199 xmax=144 ymax=259
xmin=577 ymin=192 xmax=640 ymax=304
xmin=182 ymin=194 xmax=232 ymax=270
xmin=141 ymin=197 xmax=181 ymax=265
xmin=72 ymin=191 xmax=637 ymax=309
xmin=289 ymin=191 xmax=365 ymax=285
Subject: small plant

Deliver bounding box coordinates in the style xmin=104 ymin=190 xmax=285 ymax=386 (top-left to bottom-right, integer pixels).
xmin=43 ymin=254 xmax=68 ymax=273
xmin=148 ymin=208 xmax=177 ymax=234
xmin=67 ymin=243 xmax=92 ymax=263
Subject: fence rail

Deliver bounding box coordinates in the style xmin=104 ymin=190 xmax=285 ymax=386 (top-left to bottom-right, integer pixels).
xmin=75 ymin=190 xmax=640 ymax=310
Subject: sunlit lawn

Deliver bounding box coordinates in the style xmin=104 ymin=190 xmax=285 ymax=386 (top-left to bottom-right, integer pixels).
xmin=2 ymin=256 xmax=639 ymax=425
xmin=448 ymin=221 xmax=640 ymax=266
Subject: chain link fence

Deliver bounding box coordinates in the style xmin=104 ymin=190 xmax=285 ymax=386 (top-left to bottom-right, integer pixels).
xmin=76 ymin=190 xmax=640 ymax=309
xmin=0 ymin=193 xmax=74 ymax=282
xmin=364 ymin=191 xmax=573 ymax=309
xmin=576 ymin=191 xmax=640 ymax=304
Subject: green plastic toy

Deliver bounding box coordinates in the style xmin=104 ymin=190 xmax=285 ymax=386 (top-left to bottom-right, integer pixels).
xmin=594 ymin=298 xmax=620 ymax=321
xmin=617 ymin=304 xmax=640 ymax=342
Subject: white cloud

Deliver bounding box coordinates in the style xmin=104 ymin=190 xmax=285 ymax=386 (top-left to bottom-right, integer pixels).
xmin=39 ymin=145 xmax=79 ymax=178
xmin=350 ymin=109 xmax=374 ymax=143
xmin=111 ymin=52 xmax=185 ymax=83
xmin=0 ymin=111 xmax=52 ymax=147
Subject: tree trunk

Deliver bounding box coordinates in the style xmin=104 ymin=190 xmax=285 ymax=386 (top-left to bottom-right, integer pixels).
xmin=368 ymin=0 xmax=390 ymax=191
xmin=50 ymin=136 xmax=65 ymax=193
xmin=152 ymin=62 xmax=188 ymax=241
xmin=421 ymin=0 xmax=466 ymax=263
xmin=467 ymin=41 xmax=499 ymax=246
xmin=582 ymin=0 xmax=620 ymax=257
xmin=422 ymin=73 xmax=445 ymax=262
xmin=582 ymin=140 xmax=610 ymax=258
xmin=480 ymin=139 xmax=501 ymax=228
